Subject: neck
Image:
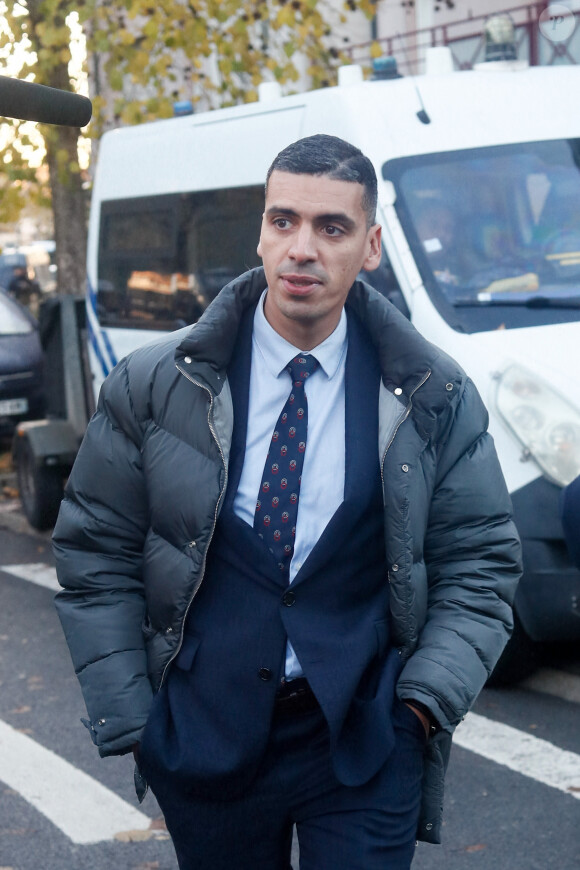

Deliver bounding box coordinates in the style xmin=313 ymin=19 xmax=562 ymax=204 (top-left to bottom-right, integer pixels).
xmin=263 ymin=305 xmax=342 ymax=351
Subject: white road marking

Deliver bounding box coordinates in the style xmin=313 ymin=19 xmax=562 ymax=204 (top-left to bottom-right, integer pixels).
xmin=0 ymin=719 xmax=151 ymax=844
xmin=2 ymin=563 xmax=60 ymax=592
xmin=3 ymin=563 xmax=580 ymax=817
xmin=454 ymin=711 xmax=580 ymax=799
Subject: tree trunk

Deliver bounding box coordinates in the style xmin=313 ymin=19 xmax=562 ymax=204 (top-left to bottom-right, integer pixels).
xmin=44 ymin=125 xmax=88 ymax=296
xmin=26 ymin=0 xmax=88 ymax=296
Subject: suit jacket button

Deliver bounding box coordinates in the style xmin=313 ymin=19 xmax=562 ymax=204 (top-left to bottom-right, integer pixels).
xmin=258 ymin=667 xmax=273 ymax=681
xmin=282 ymin=590 xmax=296 ymax=607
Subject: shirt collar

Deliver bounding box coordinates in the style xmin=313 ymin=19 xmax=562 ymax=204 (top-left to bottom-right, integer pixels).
xmin=253 ymin=289 xmax=347 ymax=380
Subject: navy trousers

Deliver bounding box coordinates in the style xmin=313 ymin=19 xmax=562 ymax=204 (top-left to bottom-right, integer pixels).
xmin=146 ymin=698 xmax=425 ymax=870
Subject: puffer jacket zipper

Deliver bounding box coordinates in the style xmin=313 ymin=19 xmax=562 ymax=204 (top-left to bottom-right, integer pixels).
xmin=380 ymin=369 xmax=432 ymax=484
xmin=380 ymin=368 xmax=431 ymax=659
xmin=158 ymin=364 xmax=229 ymax=687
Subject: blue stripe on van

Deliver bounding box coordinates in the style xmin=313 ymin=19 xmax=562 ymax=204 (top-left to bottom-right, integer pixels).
xmin=86 ymin=278 xmax=118 ymax=372
xmin=100 ymin=328 xmax=118 ymax=369
xmin=87 ymin=314 xmax=110 ymax=378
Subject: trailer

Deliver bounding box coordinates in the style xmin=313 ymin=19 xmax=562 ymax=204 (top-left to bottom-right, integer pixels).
xmin=12 ymin=296 xmax=94 ymax=530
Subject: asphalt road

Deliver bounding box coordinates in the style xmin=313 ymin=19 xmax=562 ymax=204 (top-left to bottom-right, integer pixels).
xmin=0 ymin=492 xmax=579 ymax=870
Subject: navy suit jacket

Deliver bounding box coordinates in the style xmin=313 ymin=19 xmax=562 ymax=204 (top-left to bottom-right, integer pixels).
xmin=139 ymin=308 xmax=401 ymax=797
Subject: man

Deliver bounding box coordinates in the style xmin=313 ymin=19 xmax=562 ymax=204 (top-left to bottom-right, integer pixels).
xmin=414 ymin=201 xmax=465 ymax=289
xmin=8 ymin=264 xmax=41 ymax=310
xmin=53 ymin=134 xmax=521 ymax=869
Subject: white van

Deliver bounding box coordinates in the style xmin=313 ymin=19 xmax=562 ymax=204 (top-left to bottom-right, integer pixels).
xmin=85 ymin=54 xmax=580 ymax=678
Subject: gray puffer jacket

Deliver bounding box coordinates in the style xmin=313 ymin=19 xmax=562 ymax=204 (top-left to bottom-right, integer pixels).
xmin=53 ymin=267 xmax=521 ymax=843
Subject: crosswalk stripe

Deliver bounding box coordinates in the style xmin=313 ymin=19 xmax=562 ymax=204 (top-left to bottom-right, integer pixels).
xmin=3 ymin=563 xmax=580 ymax=808
xmin=2 ymin=562 xmax=60 ymax=592
xmin=454 ymin=711 xmax=580 ymax=799
xmin=0 ymin=719 xmax=151 ymax=844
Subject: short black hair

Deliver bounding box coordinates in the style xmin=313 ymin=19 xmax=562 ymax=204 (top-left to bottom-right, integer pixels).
xmin=266 ymin=134 xmax=378 ymax=228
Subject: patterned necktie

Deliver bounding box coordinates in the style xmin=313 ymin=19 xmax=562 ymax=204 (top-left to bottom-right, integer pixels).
xmin=254 ymin=354 xmax=319 ymax=577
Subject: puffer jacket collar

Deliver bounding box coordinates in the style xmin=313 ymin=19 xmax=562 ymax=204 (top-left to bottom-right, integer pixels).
xmin=175 ymin=267 xmax=460 ymax=443
xmin=175 ymin=268 xmax=268 ymax=394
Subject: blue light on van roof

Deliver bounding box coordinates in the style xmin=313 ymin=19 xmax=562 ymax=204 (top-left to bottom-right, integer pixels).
xmin=173 ymin=100 xmax=194 ymax=116
xmin=371 ymin=57 xmax=401 ymax=80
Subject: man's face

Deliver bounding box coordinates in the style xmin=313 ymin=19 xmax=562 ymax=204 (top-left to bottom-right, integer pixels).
xmin=257 ymin=170 xmax=381 ymax=350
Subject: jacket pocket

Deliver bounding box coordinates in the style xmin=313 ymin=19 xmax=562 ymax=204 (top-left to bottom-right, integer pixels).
xmin=174 ymin=633 xmax=201 ymax=672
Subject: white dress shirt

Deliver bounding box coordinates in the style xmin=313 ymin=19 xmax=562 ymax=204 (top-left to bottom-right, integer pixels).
xmin=233 ymin=290 xmax=347 ymax=678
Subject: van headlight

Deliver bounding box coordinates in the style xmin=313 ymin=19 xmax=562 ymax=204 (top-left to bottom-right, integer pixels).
xmin=494 ymin=363 xmax=580 ymax=487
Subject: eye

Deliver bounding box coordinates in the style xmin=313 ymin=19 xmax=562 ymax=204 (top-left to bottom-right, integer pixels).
xmin=273 ymin=218 xmax=292 ymax=230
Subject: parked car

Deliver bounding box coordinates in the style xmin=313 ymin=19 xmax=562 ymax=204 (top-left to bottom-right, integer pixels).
xmin=0 ymin=289 xmax=45 ymax=437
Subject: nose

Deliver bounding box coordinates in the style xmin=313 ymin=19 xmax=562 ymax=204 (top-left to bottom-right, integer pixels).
xmin=288 ymin=223 xmax=317 ymax=263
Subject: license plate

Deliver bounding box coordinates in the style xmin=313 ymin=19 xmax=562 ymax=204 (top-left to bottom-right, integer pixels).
xmin=0 ymin=397 xmax=29 ymax=415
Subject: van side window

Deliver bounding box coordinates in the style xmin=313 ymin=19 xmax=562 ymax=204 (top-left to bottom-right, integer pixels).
xmin=359 ymin=245 xmax=410 ymax=319
xmin=97 ymin=186 xmax=264 ymax=330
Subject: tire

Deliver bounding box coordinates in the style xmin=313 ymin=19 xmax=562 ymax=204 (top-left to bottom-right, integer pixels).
xmin=16 ymin=437 xmax=64 ymax=531
xmin=487 ymin=611 xmax=539 ymax=687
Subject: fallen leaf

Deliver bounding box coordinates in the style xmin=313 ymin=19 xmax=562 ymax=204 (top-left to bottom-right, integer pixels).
xmin=115 ymin=829 xmax=154 ymax=843
xmin=466 ymin=844 xmax=486 ymax=853
xmin=132 ymin=863 xmax=160 ymax=870
xmin=10 ymin=706 xmax=31 ymax=714
xmin=27 ymin=676 xmax=43 ymax=691
xmin=149 ymin=817 xmax=167 ymax=830
xmin=567 ymin=786 xmax=580 ymax=793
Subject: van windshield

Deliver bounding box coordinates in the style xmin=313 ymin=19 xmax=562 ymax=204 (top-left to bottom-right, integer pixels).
xmin=384 ymin=139 xmax=580 ymax=333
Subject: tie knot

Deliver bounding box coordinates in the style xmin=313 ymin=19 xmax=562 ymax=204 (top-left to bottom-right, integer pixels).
xmin=287 ymin=355 xmax=319 ymax=385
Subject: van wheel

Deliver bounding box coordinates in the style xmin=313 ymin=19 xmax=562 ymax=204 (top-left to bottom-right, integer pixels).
xmin=487 ymin=612 xmax=539 ymax=686
xmin=16 ymin=438 xmax=64 ymax=531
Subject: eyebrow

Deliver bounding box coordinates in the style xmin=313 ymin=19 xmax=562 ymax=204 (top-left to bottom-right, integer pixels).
xmin=265 ymin=206 xmax=357 ymax=232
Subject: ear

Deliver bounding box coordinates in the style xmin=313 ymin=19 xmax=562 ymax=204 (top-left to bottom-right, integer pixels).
xmin=362 ymin=224 xmax=382 ymax=272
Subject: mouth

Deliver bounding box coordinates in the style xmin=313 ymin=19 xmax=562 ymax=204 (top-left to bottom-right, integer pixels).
xmin=280 ymin=273 xmax=323 ymax=295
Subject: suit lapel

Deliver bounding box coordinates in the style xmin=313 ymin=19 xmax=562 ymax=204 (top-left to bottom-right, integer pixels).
xmin=223 ymin=303 xmax=256 ymax=509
